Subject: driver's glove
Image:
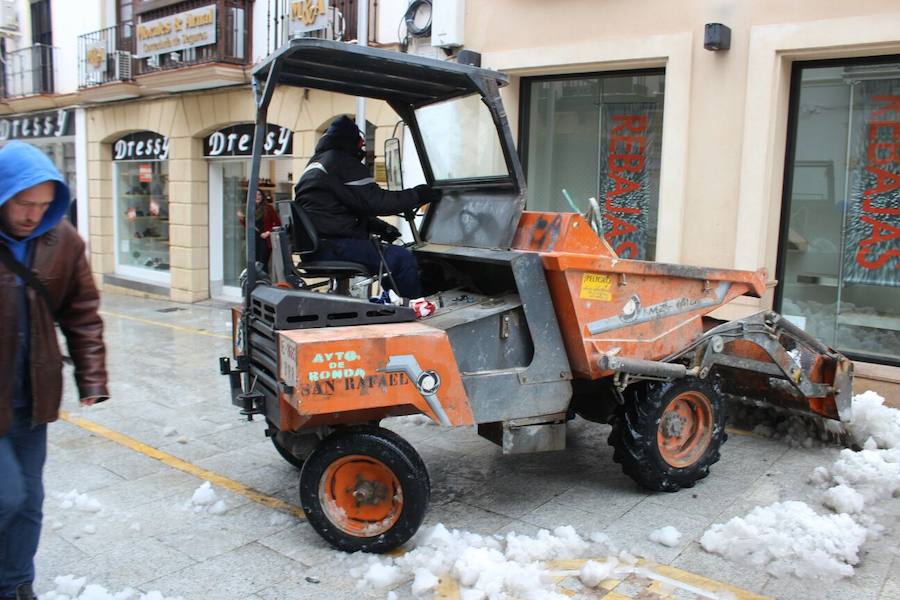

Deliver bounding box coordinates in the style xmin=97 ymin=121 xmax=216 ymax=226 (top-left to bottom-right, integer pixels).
xmin=413 ymin=184 xmax=442 ymax=206
xmin=381 ymin=223 xmax=402 ymax=243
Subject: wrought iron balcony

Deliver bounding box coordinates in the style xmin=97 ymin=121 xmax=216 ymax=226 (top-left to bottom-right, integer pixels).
xmin=268 ymin=0 xmax=366 ymax=56
xmin=3 ymin=44 xmax=57 ymax=97
xmin=78 ymin=24 xmax=135 ymax=88
xmin=133 ymin=0 xmax=250 ymax=76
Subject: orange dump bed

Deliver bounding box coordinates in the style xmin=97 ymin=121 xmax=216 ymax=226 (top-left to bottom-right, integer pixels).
xmin=512 ymin=212 xmax=768 ymax=379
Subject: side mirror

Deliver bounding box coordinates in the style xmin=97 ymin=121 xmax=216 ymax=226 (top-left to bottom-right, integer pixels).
xmin=385 ymin=137 xmax=403 ymax=191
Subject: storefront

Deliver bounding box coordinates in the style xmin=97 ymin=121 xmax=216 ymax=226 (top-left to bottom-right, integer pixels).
xmin=109 ymin=130 xmax=171 ymax=285
xmin=778 ymin=56 xmax=900 ymax=364
xmin=0 ymin=108 xmax=77 ymax=220
xmin=206 ymin=122 xmax=294 ymax=299
xmin=520 ymin=70 xmax=665 ymax=260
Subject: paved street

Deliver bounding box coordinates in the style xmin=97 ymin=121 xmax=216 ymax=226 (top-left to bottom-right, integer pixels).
xmin=35 ymin=292 xmax=899 ymax=600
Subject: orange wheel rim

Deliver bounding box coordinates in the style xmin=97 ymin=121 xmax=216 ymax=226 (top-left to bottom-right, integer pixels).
xmin=657 ymin=391 xmax=713 ymax=468
xmin=319 ymin=455 xmax=403 ymax=537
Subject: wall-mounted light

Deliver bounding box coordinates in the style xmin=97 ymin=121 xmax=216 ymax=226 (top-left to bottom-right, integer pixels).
xmin=704 ymin=23 xmax=731 ymax=51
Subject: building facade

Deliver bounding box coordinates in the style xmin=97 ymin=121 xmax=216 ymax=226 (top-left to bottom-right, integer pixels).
xmin=451 ymin=1 xmax=900 ymax=390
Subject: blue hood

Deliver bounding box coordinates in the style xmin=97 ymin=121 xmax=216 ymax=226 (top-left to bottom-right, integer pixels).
xmin=0 ymin=140 xmax=71 ymax=261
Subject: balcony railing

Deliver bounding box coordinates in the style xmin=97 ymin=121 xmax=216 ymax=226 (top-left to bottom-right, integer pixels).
xmin=3 ymin=44 xmax=57 ymax=97
xmin=268 ymin=0 xmax=374 ymax=56
xmin=78 ymin=24 xmax=135 ymax=88
xmin=76 ymin=0 xmax=251 ymax=87
xmin=133 ymin=0 xmax=250 ymax=76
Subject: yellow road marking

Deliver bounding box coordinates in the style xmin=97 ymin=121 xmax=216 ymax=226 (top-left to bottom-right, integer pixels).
xmin=433 ymin=576 xmax=461 ymax=600
xmin=99 ymin=310 xmax=231 ymax=340
xmin=651 ymin=563 xmax=771 ymax=600
xmin=59 ymin=410 xmax=305 ymax=520
xmin=725 ymin=426 xmax=754 ymax=437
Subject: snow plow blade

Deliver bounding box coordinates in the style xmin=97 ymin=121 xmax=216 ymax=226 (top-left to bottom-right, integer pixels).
xmin=601 ymin=310 xmax=853 ymax=422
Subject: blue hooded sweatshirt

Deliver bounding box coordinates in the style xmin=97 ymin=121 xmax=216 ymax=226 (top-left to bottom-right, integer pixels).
xmin=0 ymin=141 xmax=71 ymax=408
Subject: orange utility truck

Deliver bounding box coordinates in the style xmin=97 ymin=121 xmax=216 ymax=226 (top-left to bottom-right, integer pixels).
xmin=221 ymin=39 xmax=853 ymax=553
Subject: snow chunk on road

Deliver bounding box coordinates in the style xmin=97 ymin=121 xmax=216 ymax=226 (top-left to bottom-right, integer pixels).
xmin=41 ymin=574 xmax=184 ymax=600
xmin=579 ymin=558 xmax=618 ymax=588
xmin=58 ymin=490 xmax=102 ymax=513
xmin=700 ymin=501 xmax=867 ymax=580
xmin=648 ymin=526 xmax=682 ymax=547
xmin=187 ymin=481 xmax=228 ymax=514
xmin=847 ymin=391 xmax=900 ymax=449
xmin=822 ymin=484 xmax=865 ymax=514
xmin=190 ymin=481 xmax=217 ymax=506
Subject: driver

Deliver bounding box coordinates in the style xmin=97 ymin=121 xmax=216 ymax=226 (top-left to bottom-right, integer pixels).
xmin=294 ymin=116 xmax=439 ymax=299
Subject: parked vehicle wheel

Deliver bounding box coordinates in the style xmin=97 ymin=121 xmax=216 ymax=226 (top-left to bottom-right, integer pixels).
xmin=299 ymin=425 xmax=430 ymax=553
xmin=270 ymin=431 xmax=307 ymax=470
xmin=608 ymin=379 xmax=727 ymax=492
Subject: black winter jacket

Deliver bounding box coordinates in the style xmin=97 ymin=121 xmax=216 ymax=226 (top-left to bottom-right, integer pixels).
xmin=294 ymin=132 xmax=421 ymax=240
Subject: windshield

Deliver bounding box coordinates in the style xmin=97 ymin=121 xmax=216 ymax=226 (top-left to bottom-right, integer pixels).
xmin=415 ymin=94 xmax=508 ymax=181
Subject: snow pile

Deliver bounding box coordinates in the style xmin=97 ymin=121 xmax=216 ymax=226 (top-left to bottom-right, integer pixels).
xmin=58 ymin=490 xmax=103 ymax=513
xmin=349 ymin=524 xmax=610 ymax=599
xmin=814 ymin=392 xmax=899 ymax=515
xmin=846 ymin=390 xmax=900 ymax=449
xmin=825 ymin=446 xmax=900 ymax=505
xmin=821 ymin=484 xmax=865 ymax=514
xmin=42 ymin=575 xmax=184 ymax=600
xmin=705 ymin=392 xmax=899 ymax=580
xmin=648 ymin=526 xmax=682 ymax=547
xmin=187 ymin=482 xmax=228 ymax=515
xmin=700 ymin=501 xmax=867 ymax=580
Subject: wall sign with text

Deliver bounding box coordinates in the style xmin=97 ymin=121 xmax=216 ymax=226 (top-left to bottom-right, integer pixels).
xmin=289 ymin=0 xmax=330 ymax=36
xmin=112 ymin=131 xmax=170 ymax=161
xmin=0 ymin=109 xmax=73 ymax=141
xmin=203 ymin=123 xmax=293 ymax=157
xmin=136 ymin=5 xmax=216 ymax=59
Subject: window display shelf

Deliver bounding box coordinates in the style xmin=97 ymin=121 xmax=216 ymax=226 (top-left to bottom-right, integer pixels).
xmin=838 ymin=312 xmax=900 ymax=332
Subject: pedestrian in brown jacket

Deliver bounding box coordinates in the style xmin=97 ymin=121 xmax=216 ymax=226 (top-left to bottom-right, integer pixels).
xmin=0 ymin=141 xmax=109 ymax=600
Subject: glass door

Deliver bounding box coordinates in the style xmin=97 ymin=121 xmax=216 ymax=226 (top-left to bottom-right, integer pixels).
xmin=779 ymin=60 xmax=900 ymax=363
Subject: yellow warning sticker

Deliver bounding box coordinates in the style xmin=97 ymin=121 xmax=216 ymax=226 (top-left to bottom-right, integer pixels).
xmin=580 ymin=273 xmax=612 ymax=301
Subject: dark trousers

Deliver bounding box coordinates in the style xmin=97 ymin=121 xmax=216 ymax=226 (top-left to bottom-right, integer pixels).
xmin=313 ymin=239 xmax=422 ymax=298
xmin=0 ymin=408 xmax=46 ymax=596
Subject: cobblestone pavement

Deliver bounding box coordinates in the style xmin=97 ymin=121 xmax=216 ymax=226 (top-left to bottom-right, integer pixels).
xmin=34 ymin=293 xmax=900 ymax=600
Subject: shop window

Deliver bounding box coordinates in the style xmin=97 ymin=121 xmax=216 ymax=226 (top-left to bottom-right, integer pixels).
xmin=521 ymin=70 xmax=665 ymax=260
xmin=112 ymin=130 xmax=170 ymax=281
xmin=779 ymin=59 xmax=900 ymax=363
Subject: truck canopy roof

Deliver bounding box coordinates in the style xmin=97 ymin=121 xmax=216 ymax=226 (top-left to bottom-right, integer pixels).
xmin=252 ymin=38 xmax=508 ymax=107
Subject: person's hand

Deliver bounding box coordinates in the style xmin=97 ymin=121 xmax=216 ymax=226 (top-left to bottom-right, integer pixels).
xmin=413 ymin=184 xmax=442 ymax=206
xmin=381 ymin=223 xmax=402 ymax=243
xmin=261 ymin=231 xmax=271 ymax=239
xmin=80 ymin=396 xmax=108 ymax=407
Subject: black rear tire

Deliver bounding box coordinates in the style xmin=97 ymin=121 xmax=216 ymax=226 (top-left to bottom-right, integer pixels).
xmin=271 ymin=432 xmax=307 ymax=470
xmin=608 ymin=379 xmax=727 ymax=492
xmin=299 ymin=425 xmax=430 ymax=553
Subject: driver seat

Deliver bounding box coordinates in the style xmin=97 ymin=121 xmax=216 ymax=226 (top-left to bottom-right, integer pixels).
xmin=275 ymin=202 xmax=370 ymax=293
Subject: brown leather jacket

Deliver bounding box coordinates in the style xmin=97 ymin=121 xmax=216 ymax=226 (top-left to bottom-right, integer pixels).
xmin=0 ymin=221 xmax=108 ymax=434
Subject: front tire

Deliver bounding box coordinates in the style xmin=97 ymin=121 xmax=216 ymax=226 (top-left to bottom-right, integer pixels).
xmin=299 ymin=425 xmax=430 ymax=553
xmin=608 ymin=379 xmax=727 ymax=492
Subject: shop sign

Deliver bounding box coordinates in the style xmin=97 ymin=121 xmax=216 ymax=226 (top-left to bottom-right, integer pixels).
xmin=289 ymin=0 xmax=329 ymax=36
xmin=203 ymin=123 xmax=293 ymax=157
xmin=844 ymin=85 xmax=900 ymax=287
xmin=85 ymin=42 xmax=107 ymax=74
xmin=600 ymin=110 xmax=658 ymax=260
xmin=112 ymin=131 xmax=170 ymax=161
xmin=139 ymin=164 xmax=153 ymax=183
xmin=135 ymin=4 xmax=216 ymax=59
xmin=0 ymin=108 xmax=73 ymax=141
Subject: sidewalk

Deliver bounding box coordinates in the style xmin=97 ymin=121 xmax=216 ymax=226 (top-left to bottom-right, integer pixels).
xmin=34 ymin=292 xmax=900 ymax=600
